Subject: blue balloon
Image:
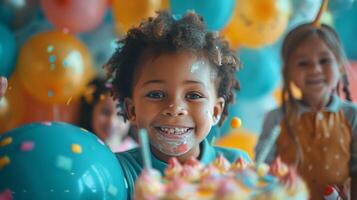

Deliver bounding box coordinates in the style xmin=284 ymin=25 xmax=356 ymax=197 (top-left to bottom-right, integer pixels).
xmin=0 ymin=23 xmax=17 ymax=78
xmin=236 ymin=47 xmax=281 ymax=100
xmin=335 ymin=2 xmax=357 ymax=60
xmin=169 ymin=0 xmax=235 ymax=30
xmin=0 ymin=122 xmax=125 ymax=200
xmin=329 ymin=0 xmax=355 ymax=13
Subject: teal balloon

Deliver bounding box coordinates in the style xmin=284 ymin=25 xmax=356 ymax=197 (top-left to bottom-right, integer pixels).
xmin=335 ymin=2 xmax=357 ymax=60
xmin=169 ymin=0 xmax=235 ymax=30
xmin=0 ymin=0 xmax=39 ymax=30
xmin=0 ymin=122 xmax=126 ymax=200
xmin=329 ymin=0 xmax=354 ymax=13
xmin=236 ymin=47 xmax=281 ymax=100
xmin=0 ymin=23 xmax=17 ymax=78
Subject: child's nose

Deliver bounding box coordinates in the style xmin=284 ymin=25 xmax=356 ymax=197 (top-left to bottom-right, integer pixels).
xmin=309 ymin=62 xmax=323 ymax=73
xmin=162 ymin=104 xmax=188 ymax=117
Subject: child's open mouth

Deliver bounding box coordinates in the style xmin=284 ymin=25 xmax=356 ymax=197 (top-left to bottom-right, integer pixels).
xmin=154 ymin=126 xmax=194 ymax=139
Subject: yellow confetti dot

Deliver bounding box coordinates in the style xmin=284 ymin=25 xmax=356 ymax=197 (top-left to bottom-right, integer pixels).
xmin=71 ymin=144 xmax=82 ymax=154
xmin=0 ymin=156 xmax=10 ymax=169
xmin=0 ymin=137 xmax=12 ymax=147
xmin=230 ymin=117 xmax=242 ymax=129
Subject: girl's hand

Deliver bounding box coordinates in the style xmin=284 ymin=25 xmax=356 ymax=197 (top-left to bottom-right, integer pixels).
xmin=0 ymin=76 xmax=8 ymax=99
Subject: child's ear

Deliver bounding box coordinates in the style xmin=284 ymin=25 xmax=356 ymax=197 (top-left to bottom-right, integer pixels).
xmin=124 ymin=97 xmax=136 ymax=124
xmin=213 ymin=97 xmax=225 ymax=123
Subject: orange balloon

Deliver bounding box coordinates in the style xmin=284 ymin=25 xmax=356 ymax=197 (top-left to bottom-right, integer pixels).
xmin=17 ymin=31 xmax=94 ymax=104
xmin=22 ymin=91 xmax=80 ymax=125
xmin=0 ymin=75 xmax=25 ymax=134
xmin=221 ymin=0 xmax=291 ymax=49
xmin=215 ymin=128 xmax=258 ymax=160
xmin=112 ymin=0 xmax=168 ymax=32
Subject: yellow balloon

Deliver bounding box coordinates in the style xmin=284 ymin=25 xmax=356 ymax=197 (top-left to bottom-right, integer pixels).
xmin=215 ymin=128 xmax=258 ymax=160
xmin=0 ymin=74 xmax=25 ymax=134
xmin=112 ymin=0 xmax=168 ymax=32
xmin=221 ymin=0 xmax=291 ymax=49
xmin=17 ymin=31 xmax=94 ymax=104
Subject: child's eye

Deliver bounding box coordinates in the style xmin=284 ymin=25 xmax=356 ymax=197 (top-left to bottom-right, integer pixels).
xmin=186 ymin=92 xmax=204 ymax=100
xmin=320 ymin=57 xmax=331 ymax=65
xmin=297 ymin=60 xmax=309 ymax=67
xmin=145 ymin=91 xmax=165 ymax=99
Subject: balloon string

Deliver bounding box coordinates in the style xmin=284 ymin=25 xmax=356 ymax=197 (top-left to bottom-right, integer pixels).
xmin=312 ymin=0 xmax=328 ymax=27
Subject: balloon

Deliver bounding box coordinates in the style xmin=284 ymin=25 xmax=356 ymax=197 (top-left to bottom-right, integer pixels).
xmin=21 ymin=91 xmax=80 ymax=125
xmin=0 ymin=0 xmax=39 ymax=30
xmin=79 ymin=13 xmax=119 ymax=77
xmin=329 ymin=0 xmax=355 ymax=13
xmin=335 ymin=3 xmax=357 ymax=60
xmin=0 ymin=74 xmax=25 ymax=134
xmin=112 ymin=0 xmax=168 ymax=32
xmin=13 ymin=18 xmax=53 ymax=47
xmin=288 ymin=0 xmax=322 ymax=29
xmin=215 ymin=128 xmax=258 ymax=159
xmin=0 ymin=23 xmax=17 ymax=78
xmin=170 ymin=0 xmax=235 ymax=31
xmin=0 ymin=122 xmax=125 ymax=199
xmin=40 ymin=0 xmax=107 ymax=33
xmin=236 ymin=47 xmax=281 ymax=100
xmin=221 ymin=0 xmax=291 ymax=49
xmin=273 ymin=83 xmax=302 ymax=105
xmin=17 ymin=31 xmax=94 ymax=104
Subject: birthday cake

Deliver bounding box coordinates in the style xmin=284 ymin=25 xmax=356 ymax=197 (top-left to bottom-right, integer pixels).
xmin=134 ymin=155 xmax=309 ymax=200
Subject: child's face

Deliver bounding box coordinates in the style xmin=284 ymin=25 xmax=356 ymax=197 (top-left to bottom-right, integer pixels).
xmin=92 ymin=94 xmax=129 ymax=141
xmin=125 ymin=51 xmax=224 ymax=161
xmin=288 ymin=35 xmax=341 ymax=102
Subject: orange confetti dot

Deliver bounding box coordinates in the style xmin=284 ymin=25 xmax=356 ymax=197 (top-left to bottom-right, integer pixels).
xmin=0 ymin=137 xmax=12 ymax=147
xmin=0 ymin=156 xmax=10 ymax=169
xmin=230 ymin=117 xmax=242 ymax=129
xmin=71 ymin=144 xmax=82 ymax=154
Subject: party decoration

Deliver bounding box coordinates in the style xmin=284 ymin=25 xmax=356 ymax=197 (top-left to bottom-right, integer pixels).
xmin=328 ymin=0 xmax=355 ymax=13
xmin=112 ymin=0 xmax=168 ymax=32
xmin=14 ymin=18 xmax=53 ymax=47
xmin=0 ymin=0 xmax=39 ymax=30
xmin=170 ymin=0 xmax=235 ymax=31
xmin=0 ymin=23 xmax=17 ymax=78
xmin=236 ymin=47 xmax=281 ymax=100
xmin=40 ymin=0 xmax=107 ymax=33
xmin=79 ymin=15 xmax=119 ymax=77
xmin=17 ymin=31 xmax=94 ymax=104
xmin=288 ymin=0 xmax=322 ymax=29
xmin=0 ymin=122 xmax=125 ymax=199
xmin=0 ymin=75 xmax=25 ymax=134
xmin=215 ymin=128 xmax=258 ymax=159
xmin=335 ymin=2 xmax=357 ymax=60
xmin=221 ymin=0 xmax=291 ymax=49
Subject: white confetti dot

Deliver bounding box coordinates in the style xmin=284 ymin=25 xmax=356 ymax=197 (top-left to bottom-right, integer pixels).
xmin=335 ymin=154 xmax=340 ymax=160
xmin=340 ymin=138 xmax=344 ymax=144
xmin=306 ymin=146 xmax=312 ymax=152
xmin=64 ymin=189 xmax=70 ymax=193
xmin=336 ymin=171 xmax=341 ymax=176
xmin=325 ymin=165 xmax=330 ymax=170
xmin=323 ymin=147 xmax=328 ymax=152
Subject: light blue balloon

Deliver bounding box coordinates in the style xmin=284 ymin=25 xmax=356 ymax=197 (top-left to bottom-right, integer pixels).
xmin=335 ymin=2 xmax=357 ymax=60
xmin=0 ymin=23 xmax=17 ymax=78
xmin=169 ymin=0 xmax=235 ymax=30
xmin=0 ymin=122 xmax=126 ymax=200
xmin=236 ymin=47 xmax=281 ymax=100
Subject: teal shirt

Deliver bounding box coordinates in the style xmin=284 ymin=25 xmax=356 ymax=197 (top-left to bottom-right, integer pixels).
xmin=115 ymin=139 xmax=251 ymax=200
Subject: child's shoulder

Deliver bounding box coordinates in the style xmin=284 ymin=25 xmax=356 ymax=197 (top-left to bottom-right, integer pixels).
xmin=339 ymin=99 xmax=357 ymax=118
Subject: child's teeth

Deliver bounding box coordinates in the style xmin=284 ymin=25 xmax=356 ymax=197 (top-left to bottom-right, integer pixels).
xmin=159 ymin=127 xmax=189 ymax=135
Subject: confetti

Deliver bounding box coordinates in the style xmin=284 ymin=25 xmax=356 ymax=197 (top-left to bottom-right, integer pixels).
xmin=66 ymin=96 xmax=73 ymax=105
xmin=56 ymin=155 xmax=72 ymax=171
xmin=0 ymin=156 xmax=10 ymax=169
xmin=49 ymin=55 xmax=56 ymax=63
xmin=47 ymin=45 xmax=54 ymax=53
xmin=71 ymin=144 xmax=82 ymax=154
xmin=41 ymin=121 xmax=52 ymax=126
xmin=48 ymin=90 xmax=54 ymax=97
xmin=20 ymin=141 xmax=34 ymax=151
xmin=0 ymin=137 xmax=12 ymax=147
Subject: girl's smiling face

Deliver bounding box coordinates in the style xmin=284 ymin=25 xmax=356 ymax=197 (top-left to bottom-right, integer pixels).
xmin=125 ymin=51 xmax=224 ymax=162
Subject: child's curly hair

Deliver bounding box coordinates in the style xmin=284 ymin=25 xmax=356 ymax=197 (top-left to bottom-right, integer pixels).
xmin=105 ymin=11 xmax=241 ymax=126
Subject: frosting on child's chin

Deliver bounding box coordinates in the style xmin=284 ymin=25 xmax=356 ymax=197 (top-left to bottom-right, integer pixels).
xmin=151 ymin=129 xmax=196 ymax=156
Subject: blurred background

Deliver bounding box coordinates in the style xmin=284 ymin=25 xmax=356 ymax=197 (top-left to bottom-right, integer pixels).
xmin=0 ymin=0 xmax=356 ymax=157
